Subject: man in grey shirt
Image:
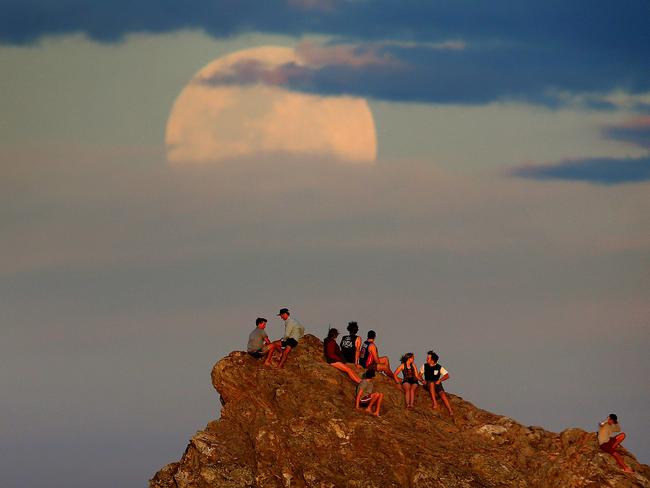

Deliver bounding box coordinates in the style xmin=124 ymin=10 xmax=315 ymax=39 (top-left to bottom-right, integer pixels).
xmin=247 ymin=317 xmax=280 ymax=366
xmin=276 ymin=308 xmax=304 ymax=368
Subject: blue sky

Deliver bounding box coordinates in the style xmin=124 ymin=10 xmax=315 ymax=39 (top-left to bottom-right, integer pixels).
xmin=1 ymin=2 xmax=649 ymax=487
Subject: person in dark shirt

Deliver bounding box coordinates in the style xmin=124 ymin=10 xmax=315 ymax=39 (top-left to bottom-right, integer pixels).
xmin=358 ymin=330 xmax=396 ymax=380
xmin=421 ymin=351 xmax=453 ymax=416
xmin=339 ymin=321 xmax=362 ymax=368
xmin=323 ymin=328 xmax=361 ymax=384
xmin=393 ymin=352 xmax=423 ymax=408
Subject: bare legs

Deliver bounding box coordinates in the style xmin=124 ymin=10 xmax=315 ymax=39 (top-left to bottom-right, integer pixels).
xmin=376 ymin=357 xmax=397 ymax=380
xmin=428 ymin=383 xmax=453 ymax=416
xmin=605 ymin=433 xmax=633 ymax=472
xmin=277 ymin=345 xmax=292 ymax=369
xmin=402 ymin=382 xmax=416 ymax=407
xmin=263 ymin=342 xmax=281 ymax=366
xmin=330 ymin=362 xmax=361 ymax=383
xmin=365 ymin=392 xmax=383 ymax=416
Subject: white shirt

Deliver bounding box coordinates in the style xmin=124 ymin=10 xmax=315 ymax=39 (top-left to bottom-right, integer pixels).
xmin=283 ymin=317 xmax=304 ymax=341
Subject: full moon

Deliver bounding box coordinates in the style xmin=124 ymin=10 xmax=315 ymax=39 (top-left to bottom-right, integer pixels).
xmin=165 ymin=46 xmax=377 ymax=165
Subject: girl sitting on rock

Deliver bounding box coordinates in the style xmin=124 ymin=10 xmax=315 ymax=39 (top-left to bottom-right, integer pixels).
xmin=394 ymin=352 xmax=422 ymax=408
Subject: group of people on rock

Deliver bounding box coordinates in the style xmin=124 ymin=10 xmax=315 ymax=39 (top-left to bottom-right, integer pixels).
xmin=245 ymin=309 xmax=635 ymax=474
xmin=246 ymin=309 xmax=453 ymax=417
xmin=246 ymin=308 xmax=304 ymax=369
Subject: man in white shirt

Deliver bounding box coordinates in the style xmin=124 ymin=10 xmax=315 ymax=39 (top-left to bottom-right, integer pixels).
xmin=420 ymin=351 xmax=453 ymax=417
xmin=276 ymin=308 xmax=304 ymax=369
xmin=598 ymin=413 xmax=632 ymax=472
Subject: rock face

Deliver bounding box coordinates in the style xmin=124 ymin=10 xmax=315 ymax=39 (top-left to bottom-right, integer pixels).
xmin=151 ymin=335 xmax=649 ymax=487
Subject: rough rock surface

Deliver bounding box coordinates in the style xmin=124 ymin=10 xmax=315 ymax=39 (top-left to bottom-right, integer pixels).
xmin=151 ymin=334 xmax=649 ymax=487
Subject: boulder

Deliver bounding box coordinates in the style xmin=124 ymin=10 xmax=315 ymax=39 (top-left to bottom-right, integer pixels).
xmin=150 ymin=334 xmax=649 ymax=487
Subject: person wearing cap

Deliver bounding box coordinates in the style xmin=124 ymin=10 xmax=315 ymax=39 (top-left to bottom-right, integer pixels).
xmin=276 ymin=308 xmax=304 ymax=369
xmin=246 ymin=317 xmax=281 ymax=366
xmin=598 ymin=414 xmax=633 ymax=472
xmin=355 ymin=366 xmax=383 ymax=416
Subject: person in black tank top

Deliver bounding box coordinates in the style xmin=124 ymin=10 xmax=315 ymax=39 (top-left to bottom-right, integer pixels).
xmin=421 ymin=351 xmax=453 ymax=416
xmin=339 ymin=321 xmax=361 ymax=365
xmin=393 ymin=352 xmax=422 ymax=408
xmin=358 ymin=330 xmax=397 ymax=380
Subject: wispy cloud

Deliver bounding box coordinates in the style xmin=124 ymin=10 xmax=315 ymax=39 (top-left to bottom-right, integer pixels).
xmin=511 ymin=118 xmax=650 ymax=184
xmin=511 ymin=156 xmax=650 ymax=185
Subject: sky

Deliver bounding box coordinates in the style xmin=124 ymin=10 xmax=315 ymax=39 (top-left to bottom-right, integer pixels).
xmin=1 ymin=1 xmax=649 ymax=487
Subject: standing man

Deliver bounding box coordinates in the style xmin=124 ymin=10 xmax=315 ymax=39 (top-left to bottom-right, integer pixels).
xmin=598 ymin=414 xmax=633 ymax=472
xmin=276 ymin=308 xmax=304 ymax=369
xmin=247 ymin=317 xmax=280 ymax=366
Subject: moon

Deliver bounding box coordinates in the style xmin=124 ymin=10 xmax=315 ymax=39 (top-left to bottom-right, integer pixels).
xmin=165 ymin=46 xmax=377 ymax=165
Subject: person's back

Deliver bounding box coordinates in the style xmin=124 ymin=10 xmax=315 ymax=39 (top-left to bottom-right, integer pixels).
xmin=359 ymin=339 xmax=373 ymax=367
xmin=340 ymin=333 xmax=358 ymax=363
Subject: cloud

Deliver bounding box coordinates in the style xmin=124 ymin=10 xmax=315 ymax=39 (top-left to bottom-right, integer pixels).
xmin=2 ymin=1 xmax=649 ymax=108
xmin=602 ymin=116 xmax=650 ymax=150
xmin=198 ymin=40 xmax=650 ymax=107
xmin=511 ymin=156 xmax=650 ymax=185
xmin=511 ymin=117 xmax=650 ymax=184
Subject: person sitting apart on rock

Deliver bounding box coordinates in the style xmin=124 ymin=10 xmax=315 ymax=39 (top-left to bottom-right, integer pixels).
xmin=358 ymin=330 xmax=396 ymax=380
xmin=247 ymin=317 xmax=281 ymax=366
xmin=355 ymin=366 xmax=383 ymax=416
xmin=393 ymin=352 xmax=422 ymax=408
xmin=598 ymin=413 xmax=633 ymax=472
xmin=323 ymin=328 xmax=361 ymax=384
xmin=339 ymin=321 xmax=362 ymax=368
xmin=275 ymin=308 xmax=304 ymax=369
xmin=420 ymin=351 xmax=453 ymax=417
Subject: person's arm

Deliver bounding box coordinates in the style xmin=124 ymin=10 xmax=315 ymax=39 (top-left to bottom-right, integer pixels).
xmin=414 ymin=365 xmax=424 ymax=383
xmin=393 ymin=364 xmax=404 ymax=384
xmin=437 ymin=366 xmax=450 ymax=384
xmin=354 ymin=337 xmax=361 ymax=366
xmin=369 ymin=343 xmax=379 ymax=364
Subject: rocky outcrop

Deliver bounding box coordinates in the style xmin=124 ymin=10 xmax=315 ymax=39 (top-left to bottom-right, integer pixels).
xmin=150 ymin=334 xmax=649 ymax=487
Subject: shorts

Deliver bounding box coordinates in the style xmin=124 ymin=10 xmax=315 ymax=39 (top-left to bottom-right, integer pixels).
xmin=600 ymin=438 xmax=617 ymax=454
xmin=402 ymin=378 xmax=418 ymax=385
xmin=359 ymin=395 xmax=372 ymax=407
xmin=248 ymin=344 xmax=270 ymax=359
xmin=425 ymin=381 xmax=445 ymax=394
xmin=281 ymin=338 xmax=298 ymax=349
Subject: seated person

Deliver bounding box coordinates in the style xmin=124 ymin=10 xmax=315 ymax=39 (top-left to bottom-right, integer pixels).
xmin=358 ymin=330 xmax=396 ymax=380
xmin=339 ymin=321 xmax=362 ymax=367
xmin=394 ymin=352 xmax=422 ymax=408
xmin=323 ymin=328 xmax=361 ymax=384
xmin=276 ymin=308 xmax=305 ymax=369
xmin=420 ymin=351 xmax=453 ymax=416
xmin=246 ymin=317 xmax=280 ymax=366
xmin=355 ymin=366 xmax=383 ymax=416
xmin=598 ymin=414 xmax=633 ymax=472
